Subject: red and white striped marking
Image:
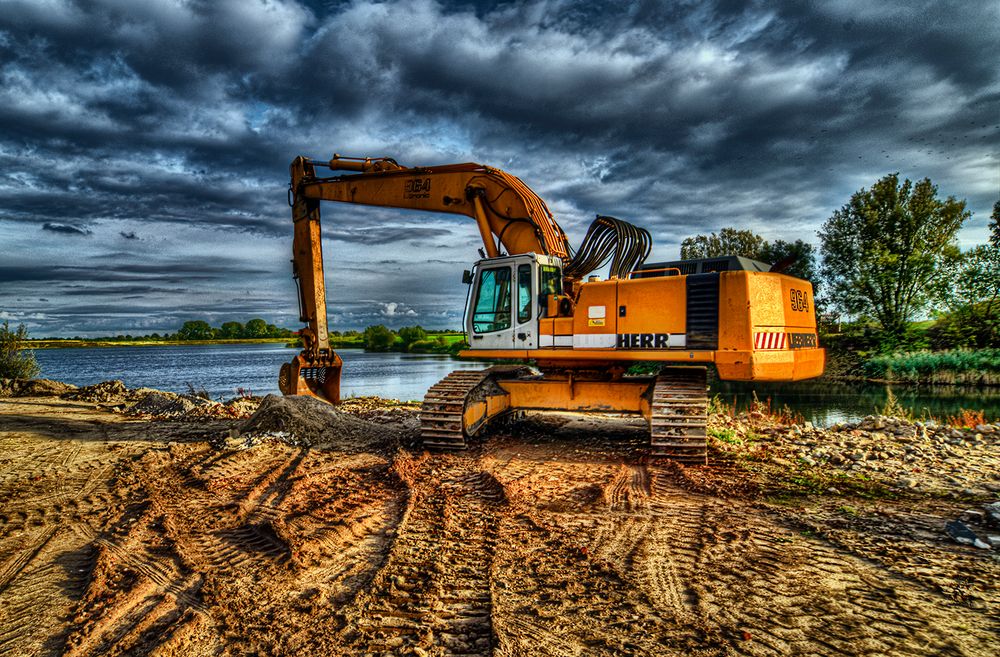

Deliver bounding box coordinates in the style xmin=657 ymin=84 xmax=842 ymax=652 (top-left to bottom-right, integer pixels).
xmin=754 ymin=332 xmax=786 ymax=350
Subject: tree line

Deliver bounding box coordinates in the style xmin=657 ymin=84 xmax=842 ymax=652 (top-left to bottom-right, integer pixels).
xmin=174 ymin=319 xmax=295 ymax=341
xmin=681 ymin=173 xmax=999 ymax=353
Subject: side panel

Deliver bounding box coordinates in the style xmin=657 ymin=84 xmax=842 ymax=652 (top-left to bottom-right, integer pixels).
xmin=571 ymin=281 xmax=618 ymax=349
xmin=616 ymin=276 xmax=687 ymax=348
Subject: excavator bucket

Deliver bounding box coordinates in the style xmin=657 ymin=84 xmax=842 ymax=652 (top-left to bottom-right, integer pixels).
xmin=278 ymin=353 xmax=343 ymax=404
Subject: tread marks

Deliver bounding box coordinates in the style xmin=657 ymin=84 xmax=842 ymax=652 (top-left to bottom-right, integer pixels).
xmin=339 ymin=456 xmax=502 ymax=656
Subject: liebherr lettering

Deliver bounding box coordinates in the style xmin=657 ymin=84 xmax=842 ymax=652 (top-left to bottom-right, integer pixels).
xmin=617 ymin=333 xmax=671 ymax=349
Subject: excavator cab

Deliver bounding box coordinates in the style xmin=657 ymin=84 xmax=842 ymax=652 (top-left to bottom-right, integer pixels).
xmin=465 ymin=254 xmax=563 ymax=351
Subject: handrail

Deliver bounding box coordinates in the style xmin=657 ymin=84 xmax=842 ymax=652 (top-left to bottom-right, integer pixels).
xmin=628 ymin=267 xmax=682 ymax=278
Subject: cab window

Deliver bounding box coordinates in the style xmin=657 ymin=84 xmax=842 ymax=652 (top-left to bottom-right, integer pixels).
xmin=517 ymin=264 xmax=532 ymax=324
xmin=472 ymin=267 xmax=511 ymax=333
xmin=540 ymin=265 xmax=562 ymax=296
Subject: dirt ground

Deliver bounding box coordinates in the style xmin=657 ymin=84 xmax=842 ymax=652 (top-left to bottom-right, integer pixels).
xmin=0 ymin=394 xmax=997 ymax=656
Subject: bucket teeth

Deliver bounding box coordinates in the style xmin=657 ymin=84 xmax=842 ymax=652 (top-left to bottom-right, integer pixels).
xmin=649 ymin=367 xmax=709 ymax=464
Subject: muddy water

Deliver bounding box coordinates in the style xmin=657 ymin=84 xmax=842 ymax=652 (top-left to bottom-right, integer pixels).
xmin=32 ymin=344 xmax=999 ymax=425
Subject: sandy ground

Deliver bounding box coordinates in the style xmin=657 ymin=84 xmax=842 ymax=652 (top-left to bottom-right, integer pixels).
xmin=0 ymin=394 xmax=997 ymax=656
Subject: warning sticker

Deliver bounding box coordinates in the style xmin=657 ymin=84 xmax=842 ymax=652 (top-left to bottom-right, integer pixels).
xmin=588 ymin=318 xmax=606 ymax=327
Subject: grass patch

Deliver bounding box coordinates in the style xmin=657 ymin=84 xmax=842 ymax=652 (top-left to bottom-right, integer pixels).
xmin=709 ymin=427 xmax=740 ymax=444
xmin=862 ymin=348 xmax=1000 ymax=384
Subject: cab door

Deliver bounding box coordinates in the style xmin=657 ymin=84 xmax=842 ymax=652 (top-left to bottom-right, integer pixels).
xmin=513 ymin=262 xmax=538 ymax=349
xmin=468 ymin=263 xmax=515 ymax=349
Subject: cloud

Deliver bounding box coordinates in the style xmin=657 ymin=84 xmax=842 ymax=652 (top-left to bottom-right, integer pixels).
xmin=42 ymin=222 xmax=92 ymax=236
xmin=0 ymin=0 xmax=997 ymax=334
xmin=379 ymin=302 xmax=418 ymax=318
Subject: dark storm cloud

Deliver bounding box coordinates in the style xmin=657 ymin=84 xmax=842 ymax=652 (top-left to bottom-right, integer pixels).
xmin=0 ymin=0 xmax=996 ymax=334
xmin=42 ymin=222 xmax=92 ymax=236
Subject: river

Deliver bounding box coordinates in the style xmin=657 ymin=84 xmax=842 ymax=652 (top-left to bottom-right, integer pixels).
xmin=31 ymin=344 xmax=999 ymax=426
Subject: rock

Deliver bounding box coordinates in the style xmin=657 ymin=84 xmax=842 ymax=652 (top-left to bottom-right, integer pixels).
xmin=802 ymin=421 xmax=814 ymax=431
xmin=801 ymin=456 xmax=817 ymax=467
xmin=945 ymin=520 xmax=991 ymax=549
xmin=898 ymin=477 xmax=918 ymax=489
xmin=985 ymin=501 xmax=1000 ymax=527
xmin=849 ymin=450 xmax=866 ymax=462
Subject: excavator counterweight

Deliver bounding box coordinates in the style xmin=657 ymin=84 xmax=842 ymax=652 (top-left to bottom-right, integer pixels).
xmin=280 ymin=152 xmax=825 ymax=462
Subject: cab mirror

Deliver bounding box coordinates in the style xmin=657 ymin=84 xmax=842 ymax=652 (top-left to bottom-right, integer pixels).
xmin=462 ymin=270 xmax=474 ymax=285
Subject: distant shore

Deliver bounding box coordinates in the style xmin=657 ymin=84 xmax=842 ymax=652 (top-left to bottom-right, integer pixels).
xmin=26 ymin=338 xmax=305 ymax=349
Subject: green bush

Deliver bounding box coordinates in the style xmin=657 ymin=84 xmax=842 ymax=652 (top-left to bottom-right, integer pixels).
xmin=0 ymin=322 xmax=41 ymax=379
xmin=407 ymin=339 xmax=436 ymax=353
xmin=928 ymin=301 xmax=1000 ymax=350
xmin=862 ymin=348 xmax=1000 ymax=383
xmin=363 ymin=325 xmax=396 ymax=351
xmin=398 ymin=325 xmax=428 ymax=351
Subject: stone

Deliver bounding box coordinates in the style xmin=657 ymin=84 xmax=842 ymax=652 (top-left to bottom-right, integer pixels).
xmin=945 ymin=520 xmax=991 ymax=549
xmin=985 ymin=501 xmax=1000 ymax=527
xmin=802 ymin=421 xmax=814 ymax=431
xmin=898 ymin=477 xmax=918 ymax=489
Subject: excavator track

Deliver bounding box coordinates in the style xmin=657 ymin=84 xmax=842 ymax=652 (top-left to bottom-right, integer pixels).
xmin=420 ymin=370 xmax=492 ymax=449
xmin=649 ymin=366 xmax=709 ymax=464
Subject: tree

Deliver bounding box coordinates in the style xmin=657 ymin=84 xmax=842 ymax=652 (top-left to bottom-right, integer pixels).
xmin=176 ymin=320 xmax=215 ymax=340
xmin=0 ymin=322 xmax=41 ymax=379
xmin=757 ymin=239 xmax=818 ymax=293
xmin=218 ymin=321 xmax=244 ymax=338
xmin=680 ymin=228 xmax=764 ymax=260
xmin=819 ymin=173 xmax=970 ymax=340
xmin=243 ymin=318 xmax=268 ymax=338
xmin=363 ymin=325 xmax=396 ymax=351
xmin=397 ymin=325 xmax=427 ymax=352
xmin=679 ymin=230 xmax=820 ymax=293
xmin=990 ymin=199 xmax=1000 ymax=249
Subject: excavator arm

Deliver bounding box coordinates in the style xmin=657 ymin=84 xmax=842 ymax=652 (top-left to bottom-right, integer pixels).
xmin=282 ymin=153 xmax=575 ymax=401
xmin=288 ymin=155 xmax=577 ymax=354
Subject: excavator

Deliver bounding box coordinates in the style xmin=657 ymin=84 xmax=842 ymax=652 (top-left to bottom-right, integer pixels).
xmin=278 ymin=154 xmax=825 ymax=462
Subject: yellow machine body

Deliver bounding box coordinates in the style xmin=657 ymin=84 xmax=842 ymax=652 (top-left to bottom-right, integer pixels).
xmin=465 ymin=267 xmax=824 ymax=381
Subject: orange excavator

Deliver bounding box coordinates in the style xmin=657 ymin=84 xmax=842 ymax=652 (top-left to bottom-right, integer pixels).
xmin=279 ymin=154 xmax=824 ymax=462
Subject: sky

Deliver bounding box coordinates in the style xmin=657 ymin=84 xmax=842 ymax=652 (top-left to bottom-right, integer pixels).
xmin=0 ymin=0 xmax=997 ymax=336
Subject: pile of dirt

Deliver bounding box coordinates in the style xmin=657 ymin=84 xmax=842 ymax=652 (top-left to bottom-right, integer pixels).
xmin=126 ymin=391 xmax=214 ymax=417
xmin=0 ymin=378 xmax=77 ymax=397
xmin=65 ymin=380 xmax=130 ymax=404
xmin=238 ymin=394 xmax=394 ymax=449
xmin=187 ymin=396 xmax=262 ymax=420
xmin=338 ymin=396 xmax=421 ymax=432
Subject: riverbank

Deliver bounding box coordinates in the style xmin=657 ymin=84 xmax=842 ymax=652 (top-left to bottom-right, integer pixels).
xmin=0 ymin=380 xmax=997 ymax=655
xmin=28 ymin=337 xmax=295 ymax=349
